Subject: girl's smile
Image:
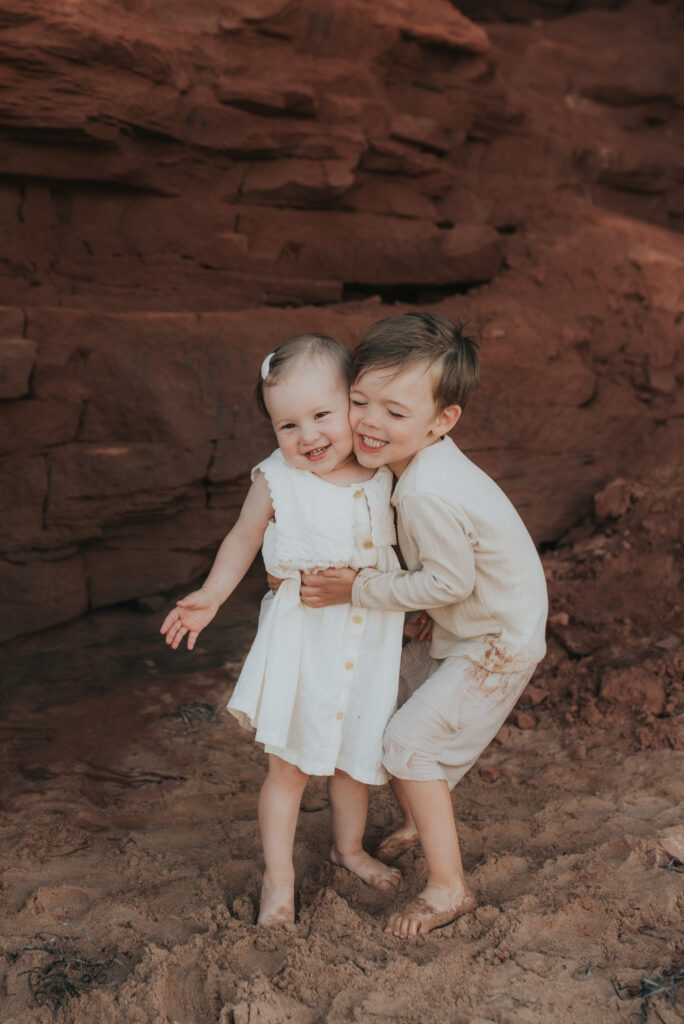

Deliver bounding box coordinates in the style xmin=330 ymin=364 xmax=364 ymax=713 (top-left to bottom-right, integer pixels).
xmin=304 ymin=443 xmax=331 ymax=460
xmin=264 ymin=357 xmax=356 ymax=480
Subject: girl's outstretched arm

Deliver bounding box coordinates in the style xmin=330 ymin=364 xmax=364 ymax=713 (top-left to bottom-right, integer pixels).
xmin=161 ymin=472 xmax=273 ymax=650
xmin=198 ymin=471 xmax=273 ymax=605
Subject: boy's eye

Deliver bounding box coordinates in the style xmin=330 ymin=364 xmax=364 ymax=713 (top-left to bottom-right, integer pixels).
xmin=388 ymin=410 xmax=405 ymax=419
xmin=350 ymin=399 xmax=367 ymax=407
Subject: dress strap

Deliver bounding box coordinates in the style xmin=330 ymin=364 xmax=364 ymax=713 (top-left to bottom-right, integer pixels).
xmin=364 ymin=467 xmax=397 ymax=548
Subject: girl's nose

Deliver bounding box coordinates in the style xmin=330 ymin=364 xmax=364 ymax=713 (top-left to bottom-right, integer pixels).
xmin=299 ymin=423 xmax=321 ymax=445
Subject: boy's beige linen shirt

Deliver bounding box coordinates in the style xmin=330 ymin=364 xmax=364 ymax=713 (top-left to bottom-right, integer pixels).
xmin=351 ymin=437 xmax=548 ymax=672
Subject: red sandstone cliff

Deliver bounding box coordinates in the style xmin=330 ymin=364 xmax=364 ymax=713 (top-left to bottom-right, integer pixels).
xmin=1 ymin=0 xmax=683 ymax=640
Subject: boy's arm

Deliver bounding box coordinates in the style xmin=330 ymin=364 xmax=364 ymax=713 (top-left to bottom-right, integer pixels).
xmin=300 ymin=494 xmax=476 ymax=612
xmin=352 ymin=494 xmax=476 ymax=613
xmin=161 ymin=472 xmax=273 ymax=648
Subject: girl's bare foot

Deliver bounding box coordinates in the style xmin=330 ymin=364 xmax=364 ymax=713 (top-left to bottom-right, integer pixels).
xmin=376 ymin=825 xmax=420 ymax=863
xmin=385 ymin=883 xmax=477 ymax=938
xmin=257 ymin=873 xmax=295 ymax=926
xmin=330 ymin=846 xmax=402 ymax=890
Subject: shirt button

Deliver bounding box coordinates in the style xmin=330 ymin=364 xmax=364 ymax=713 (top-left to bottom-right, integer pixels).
xmin=353 ymin=489 xmax=363 ymax=499
xmin=362 ymin=540 xmax=373 ymax=549
xmin=336 ymin=711 xmax=344 ymax=720
xmin=352 ymin=614 xmax=363 ymax=624
xmin=345 ymin=661 xmax=354 ymax=670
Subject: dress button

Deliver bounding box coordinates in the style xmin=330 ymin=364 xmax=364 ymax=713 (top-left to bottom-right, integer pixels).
xmin=345 ymin=661 xmax=354 ymax=670
xmin=353 ymin=489 xmax=363 ymax=499
xmin=362 ymin=540 xmax=373 ymax=549
xmin=336 ymin=711 xmax=344 ymax=720
xmin=352 ymin=614 xmax=363 ymax=624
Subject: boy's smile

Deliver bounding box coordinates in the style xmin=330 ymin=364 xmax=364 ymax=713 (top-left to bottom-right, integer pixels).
xmin=349 ymin=363 xmax=461 ymax=477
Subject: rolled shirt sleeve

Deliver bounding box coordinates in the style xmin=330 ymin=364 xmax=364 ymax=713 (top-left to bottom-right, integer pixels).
xmin=351 ymin=494 xmax=476 ymax=613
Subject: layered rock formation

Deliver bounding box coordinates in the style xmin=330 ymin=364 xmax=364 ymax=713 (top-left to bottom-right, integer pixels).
xmin=1 ymin=0 xmax=683 ymax=640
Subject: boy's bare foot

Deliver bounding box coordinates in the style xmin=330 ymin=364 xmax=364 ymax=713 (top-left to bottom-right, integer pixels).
xmin=257 ymin=874 xmax=295 ymax=926
xmin=376 ymin=826 xmax=420 ymax=863
xmin=385 ymin=884 xmax=477 ymax=938
xmin=330 ymin=846 xmax=402 ymax=890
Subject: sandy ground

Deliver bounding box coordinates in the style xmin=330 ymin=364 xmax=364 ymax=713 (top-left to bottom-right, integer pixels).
xmin=1 ymin=453 xmax=683 ymax=1024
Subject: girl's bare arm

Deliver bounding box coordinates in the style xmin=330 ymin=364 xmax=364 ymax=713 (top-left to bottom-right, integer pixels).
xmin=202 ymin=471 xmax=274 ymax=604
xmin=161 ymin=472 xmax=273 ymax=649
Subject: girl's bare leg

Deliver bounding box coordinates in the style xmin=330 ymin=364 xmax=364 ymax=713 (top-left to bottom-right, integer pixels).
xmin=385 ymin=778 xmax=476 ymax=938
xmin=327 ymin=770 xmax=401 ymax=890
xmin=257 ymin=754 xmax=309 ymax=925
xmin=376 ymin=777 xmax=420 ymax=862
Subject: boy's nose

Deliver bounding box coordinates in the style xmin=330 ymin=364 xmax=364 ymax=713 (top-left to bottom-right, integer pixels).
xmin=358 ymin=407 xmax=380 ymax=431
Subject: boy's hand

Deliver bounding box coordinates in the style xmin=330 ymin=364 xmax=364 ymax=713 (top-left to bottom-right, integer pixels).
xmin=160 ymin=589 xmax=220 ymax=650
xmin=300 ymin=568 xmax=357 ymax=607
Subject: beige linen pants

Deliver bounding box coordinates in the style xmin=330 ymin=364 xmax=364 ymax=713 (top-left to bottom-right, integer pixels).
xmin=382 ymin=640 xmax=536 ymax=789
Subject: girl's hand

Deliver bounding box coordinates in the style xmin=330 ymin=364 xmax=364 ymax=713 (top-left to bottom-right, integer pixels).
xmin=160 ymin=589 xmax=220 ymax=650
xmin=300 ymin=568 xmax=357 ymax=607
xmin=414 ymin=610 xmax=433 ymax=641
xmin=266 ymin=572 xmax=285 ymax=594
xmin=403 ymin=610 xmax=433 ymax=642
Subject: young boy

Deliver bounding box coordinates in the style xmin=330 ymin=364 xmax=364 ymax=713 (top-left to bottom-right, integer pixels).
xmin=299 ymin=312 xmax=548 ymax=939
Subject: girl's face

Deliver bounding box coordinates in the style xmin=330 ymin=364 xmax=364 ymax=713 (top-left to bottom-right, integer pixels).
xmin=264 ymin=357 xmax=355 ymax=477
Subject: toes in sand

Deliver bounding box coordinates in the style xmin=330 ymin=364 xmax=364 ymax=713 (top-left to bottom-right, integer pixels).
xmin=330 ymin=846 xmax=402 ymax=890
xmin=258 ymin=875 xmax=296 ymax=926
xmin=375 ymin=828 xmax=420 ymax=863
xmin=385 ymin=884 xmax=477 ymax=938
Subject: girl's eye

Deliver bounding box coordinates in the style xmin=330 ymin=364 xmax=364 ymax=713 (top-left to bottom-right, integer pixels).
xmin=280 ymin=423 xmax=296 ymax=431
xmin=314 ymin=411 xmax=329 ymax=419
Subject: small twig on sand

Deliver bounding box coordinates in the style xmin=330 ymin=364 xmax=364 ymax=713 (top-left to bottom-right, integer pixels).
xmin=16 ymin=932 xmax=131 ymax=1012
xmin=612 ymin=966 xmax=684 ymax=1024
xmin=659 ymin=857 xmax=684 ymax=874
xmin=169 ymin=700 xmax=219 ymax=731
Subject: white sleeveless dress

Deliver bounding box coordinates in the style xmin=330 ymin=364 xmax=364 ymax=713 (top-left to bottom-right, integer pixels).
xmin=227 ymin=449 xmax=404 ymax=785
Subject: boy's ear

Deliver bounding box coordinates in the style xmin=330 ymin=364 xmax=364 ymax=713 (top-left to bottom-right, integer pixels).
xmin=433 ymin=404 xmax=462 ymax=437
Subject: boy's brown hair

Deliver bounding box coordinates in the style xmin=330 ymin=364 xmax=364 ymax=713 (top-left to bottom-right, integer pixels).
xmin=351 ymin=312 xmax=479 ymax=411
xmin=256 ymin=333 xmax=351 ymax=418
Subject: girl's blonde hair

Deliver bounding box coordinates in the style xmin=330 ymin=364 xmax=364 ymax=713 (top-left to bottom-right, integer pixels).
xmin=256 ymin=333 xmax=351 ymax=418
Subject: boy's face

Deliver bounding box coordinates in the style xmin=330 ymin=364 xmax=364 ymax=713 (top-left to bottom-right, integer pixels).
xmin=349 ymin=362 xmax=461 ymax=477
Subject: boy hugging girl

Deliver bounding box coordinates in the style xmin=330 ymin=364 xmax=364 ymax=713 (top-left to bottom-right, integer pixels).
xmin=162 ymin=312 xmax=548 ymax=938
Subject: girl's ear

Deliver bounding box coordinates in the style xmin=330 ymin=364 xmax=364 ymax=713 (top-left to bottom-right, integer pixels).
xmin=433 ymin=404 xmax=462 ymax=437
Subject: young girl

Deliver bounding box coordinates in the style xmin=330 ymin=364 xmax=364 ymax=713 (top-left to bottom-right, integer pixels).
xmin=161 ymin=334 xmax=404 ymax=925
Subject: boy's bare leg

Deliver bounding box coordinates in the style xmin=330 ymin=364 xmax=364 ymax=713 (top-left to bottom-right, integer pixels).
xmin=376 ymin=777 xmax=420 ymax=862
xmin=258 ymin=754 xmax=309 ymax=925
xmin=385 ymin=778 xmax=476 ymax=938
xmin=328 ymin=770 xmax=402 ymax=890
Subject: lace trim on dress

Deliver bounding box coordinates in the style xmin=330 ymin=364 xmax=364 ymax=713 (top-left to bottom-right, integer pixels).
xmin=251 ymin=450 xmax=396 ymax=568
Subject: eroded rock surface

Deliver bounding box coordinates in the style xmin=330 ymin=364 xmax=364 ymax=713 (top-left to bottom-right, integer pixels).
xmin=0 ymin=0 xmax=683 ymax=638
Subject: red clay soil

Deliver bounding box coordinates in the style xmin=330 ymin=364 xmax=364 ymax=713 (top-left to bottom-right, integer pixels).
xmin=0 ymin=449 xmax=682 ymax=1023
